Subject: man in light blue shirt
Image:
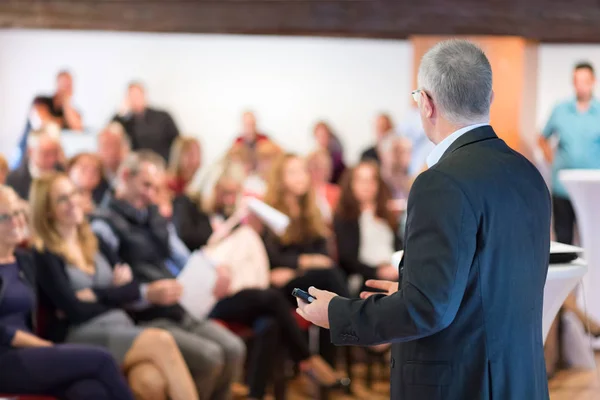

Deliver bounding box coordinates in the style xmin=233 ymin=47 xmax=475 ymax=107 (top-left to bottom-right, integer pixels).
xmin=539 ymin=62 xmax=600 ymax=244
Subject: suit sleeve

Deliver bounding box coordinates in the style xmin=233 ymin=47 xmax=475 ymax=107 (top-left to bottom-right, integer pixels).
xmin=329 ymin=169 xmax=477 ymax=345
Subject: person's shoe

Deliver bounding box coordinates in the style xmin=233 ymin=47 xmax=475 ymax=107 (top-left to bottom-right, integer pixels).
xmin=300 ymin=355 xmax=351 ymax=390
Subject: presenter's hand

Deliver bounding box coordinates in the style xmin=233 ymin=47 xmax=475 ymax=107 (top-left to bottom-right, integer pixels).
xmin=296 ymin=286 xmax=338 ymax=329
xmin=376 ymin=264 xmax=399 ymax=281
xmin=360 ymin=279 xmax=399 ymax=299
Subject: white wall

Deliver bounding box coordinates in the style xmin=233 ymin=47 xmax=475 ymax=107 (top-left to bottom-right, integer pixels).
xmin=0 ymin=29 xmax=411 ymax=166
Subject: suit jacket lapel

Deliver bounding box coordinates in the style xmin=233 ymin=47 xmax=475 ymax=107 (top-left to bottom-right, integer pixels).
xmin=438 ymin=125 xmax=499 ymax=165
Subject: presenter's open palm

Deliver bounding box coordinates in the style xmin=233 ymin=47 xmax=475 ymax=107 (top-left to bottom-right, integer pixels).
xmin=360 ymin=279 xmax=399 ymax=299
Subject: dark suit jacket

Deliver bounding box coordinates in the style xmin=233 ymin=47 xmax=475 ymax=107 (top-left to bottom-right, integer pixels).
xmin=0 ymin=249 xmax=38 ymax=346
xmin=6 ymin=163 xmax=33 ymax=200
xmin=329 ymin=126 xmax=551 ymax=400
xmin=333 ymin=217 xmax=403 ymax=281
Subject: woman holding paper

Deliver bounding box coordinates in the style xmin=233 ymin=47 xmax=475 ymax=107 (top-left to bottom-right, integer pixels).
xmin=29 ymin=173 xmax=199 ymax=400
xmin=173 ymin=162 xmax=349 ymax=399
xmin=262 ymin=154 xmax=350 ymax=364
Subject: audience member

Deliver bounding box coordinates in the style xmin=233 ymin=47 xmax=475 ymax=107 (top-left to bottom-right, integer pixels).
xmin=360 ymin=113 xmax=395 ymax=164
xmin=30 ymin=173 xmax=199 ymax=400
xmin=0 ymin=185 xmax=133 ymax=400
xmin=113 ymin=82 xmax=180 ymax=162
xmin=67 ymin=152 xmax=107 ymax=213
xmin=173 ymin=162 xmax=347 ymax=398
xmin=243 ymin=140 xmax=282 ymax=198
xmin=234 ymin=111 xmax=270 ymax=150
xmin=167 ymin=136 xmax=202 ymax=196
xmin=379 ymin=135 xmax=413 ymax=202
xmin=539 ymin=62 xmax=600 ymax=245
xmin=262 ymin=153 xmax=349 ymax=365
xmin=91 ymin=150 xmax=246 ymax=400
xmin=398 ymin=104 xmax=434 ymax=176
xmin=98 ymin=122 xmax=130 ymax=187
xmin=306 ymin=150 xmax=340 ymax=224
xmin=13 ymin=71 xmax=83 ymax=169
xmin=0 ymin=155 xmax=8 ymax=185
xmin=313 ymin=121 xmax=346 ymax=184
xmin=334 ymin=161 xmax=402 ymax=287
xmin=7 ymin=128 xmax=62 ymax=200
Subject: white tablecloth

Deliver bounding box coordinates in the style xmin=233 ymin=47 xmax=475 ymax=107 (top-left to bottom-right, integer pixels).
xmin=560 ymin=169 xmax=600 ymax=346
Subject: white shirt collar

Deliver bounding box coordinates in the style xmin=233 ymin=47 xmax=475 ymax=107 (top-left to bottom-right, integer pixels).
xmin=426 ymin=123 xmax=489 ymax=168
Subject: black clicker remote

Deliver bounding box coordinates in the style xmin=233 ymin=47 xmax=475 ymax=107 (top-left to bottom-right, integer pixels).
xmin=292 ymin=288 xmax=316 ymax=303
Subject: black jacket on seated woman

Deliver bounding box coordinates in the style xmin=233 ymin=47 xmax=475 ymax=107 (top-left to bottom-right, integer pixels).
xmin=0 ymin=183 xmax=133 ymax=400
xmin=33 ymin=243 xmax=141 ymax=343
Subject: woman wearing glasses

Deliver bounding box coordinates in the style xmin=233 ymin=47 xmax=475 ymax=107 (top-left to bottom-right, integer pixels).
xmin=0 ymin=184 xmax=134 ymax=399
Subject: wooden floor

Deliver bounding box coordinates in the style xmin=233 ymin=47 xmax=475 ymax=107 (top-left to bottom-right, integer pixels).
xmin=549 ymin=353 xmax=600 ymax=400
xmin=265 ymin=354 xmax=600 ymax=399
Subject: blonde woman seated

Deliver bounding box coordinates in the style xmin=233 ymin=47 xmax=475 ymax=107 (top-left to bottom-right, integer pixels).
xmin=30 ymin=173 xmax=198 ymax=400
xmin=173 ymin=161 xmax=348 ymax=399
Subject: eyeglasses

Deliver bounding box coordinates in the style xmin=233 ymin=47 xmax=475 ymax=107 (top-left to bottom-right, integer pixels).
xmin=411 ymin=89 xmax=431 ymax=103
xmin=0 ymin=210 xmax=22 ymax=224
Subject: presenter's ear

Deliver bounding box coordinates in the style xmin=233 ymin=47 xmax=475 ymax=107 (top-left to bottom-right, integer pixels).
xmin=489 ymin=90 xmax=495 ymax=106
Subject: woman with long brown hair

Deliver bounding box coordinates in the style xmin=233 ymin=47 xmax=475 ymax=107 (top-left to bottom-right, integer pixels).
xmin=263 ymin=153 xmax=349 ymax=364
xmin=334 ymin=161 xmax=403 ymax=287
xmin=30 ymin=172 xmax=199 ymax=400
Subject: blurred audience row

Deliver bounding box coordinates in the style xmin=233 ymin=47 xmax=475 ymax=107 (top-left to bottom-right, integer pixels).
xmin=0 ymin=71 xmax=419 ymax=400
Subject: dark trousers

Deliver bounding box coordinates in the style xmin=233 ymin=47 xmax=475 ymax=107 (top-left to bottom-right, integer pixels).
xmin=210 ymin=288 xmax=312 ymax=398
xmin=553 ymin=195 xmax=576 ymax=244
xmin=282 ymin=268 xmax=350 ymax=366
xmin=0 ymin=344 xmax=133 ymax=400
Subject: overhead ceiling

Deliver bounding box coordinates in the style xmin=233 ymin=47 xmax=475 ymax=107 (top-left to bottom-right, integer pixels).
xmin=1 ymin=0 xmax=599 ymax=42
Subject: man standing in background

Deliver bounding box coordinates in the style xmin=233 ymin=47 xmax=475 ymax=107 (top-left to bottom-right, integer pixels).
xmin=539 ymin=62 xmax=600 ymax=244
xmin=13 ymin=70 xmax=83 ymax=168
xmin=113 ymin=82 xmax=180 ymax=162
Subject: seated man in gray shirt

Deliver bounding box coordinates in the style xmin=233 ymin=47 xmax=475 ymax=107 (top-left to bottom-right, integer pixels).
xmin=91 ymin=150 xmax=245 ymax=400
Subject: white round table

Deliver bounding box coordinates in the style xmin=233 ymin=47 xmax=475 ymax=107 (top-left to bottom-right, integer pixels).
xmin=391 ymin=251 xmax=588 ymax=343
xmin=560 ymin=169 xmax=600 ymax=345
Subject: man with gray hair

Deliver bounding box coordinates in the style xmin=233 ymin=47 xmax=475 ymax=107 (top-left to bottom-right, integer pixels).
xmin=297 ymin=40 xmax=551 ymax=399
xmin=91 ymin=150 xmax=246 ymax=400
xmin=7 ymin=126 xmax=63 ymax=199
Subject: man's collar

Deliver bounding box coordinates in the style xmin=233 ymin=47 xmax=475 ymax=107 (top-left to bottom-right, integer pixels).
xmin=426 ymin=123 xmax=489 ymax=168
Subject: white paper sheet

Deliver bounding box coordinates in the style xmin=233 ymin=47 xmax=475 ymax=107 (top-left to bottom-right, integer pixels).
xmin=247 ymin=197 xmax=290 ymax=235
xmin=177 ymin=250 xmax=217 ymax=321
